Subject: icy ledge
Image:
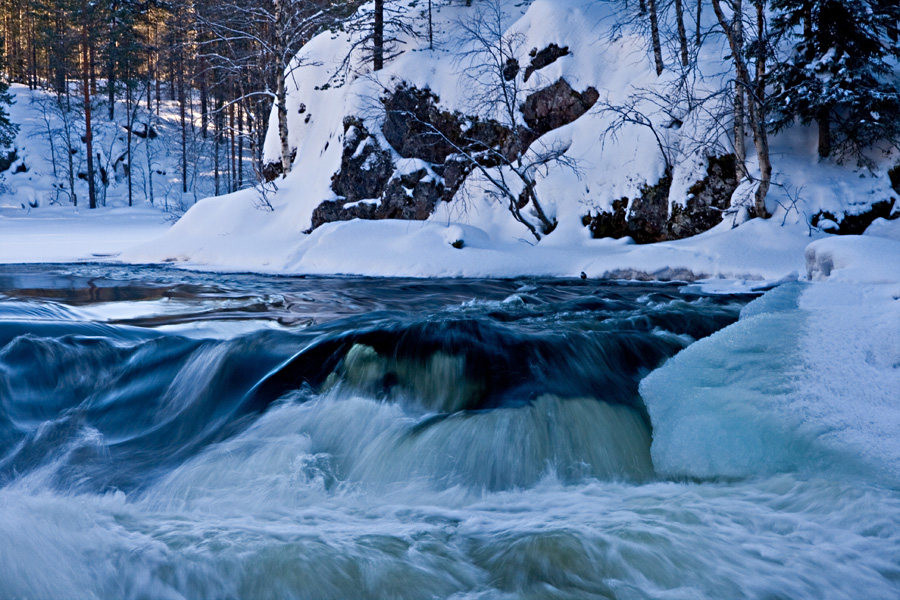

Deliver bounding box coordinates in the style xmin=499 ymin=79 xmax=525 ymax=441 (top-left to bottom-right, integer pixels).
xmin=642 ymin=232 xmax=900 ymax=483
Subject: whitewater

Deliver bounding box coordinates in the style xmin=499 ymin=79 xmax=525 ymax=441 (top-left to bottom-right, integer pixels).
xmin=0 ymin=264 xmax=898 ymax=600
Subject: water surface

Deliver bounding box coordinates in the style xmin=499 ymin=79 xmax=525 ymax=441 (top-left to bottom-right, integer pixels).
xmin=0 ymin=264 xmax=897 ymax=599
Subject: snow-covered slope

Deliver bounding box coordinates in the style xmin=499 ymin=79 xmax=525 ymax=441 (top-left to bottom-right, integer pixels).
xmin=113 ymin=0 xmax=898 ymax=281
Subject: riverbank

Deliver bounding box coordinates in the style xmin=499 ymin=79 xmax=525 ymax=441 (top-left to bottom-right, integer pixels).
xmin=0 ymin=203 xmax=170 ymax=263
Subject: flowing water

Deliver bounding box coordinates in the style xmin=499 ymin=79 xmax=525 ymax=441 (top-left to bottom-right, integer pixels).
xmin=0 ymin=264 xmax=897 ymax=599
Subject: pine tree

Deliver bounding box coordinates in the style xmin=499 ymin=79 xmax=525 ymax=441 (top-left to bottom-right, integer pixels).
xmin=0 ymin=46 xmax=19 ymax=150
xmin=768 ymin=0 xmax=900 ymax=161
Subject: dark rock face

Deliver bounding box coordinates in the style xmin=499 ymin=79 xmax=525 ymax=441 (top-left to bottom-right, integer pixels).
xmin=381 ymin=84 xmax=527 ymax=164
xmin=331 ymin=117 xmax=394 ymax=202
xmin=890 ymin=164 xmax=900 ymax=195
xmin=311 ymin=198 xmax=378 ymax=229
xmin=523 ymin=44 xmax=569 ymax=82
xmin=583 ymin=155 xmax=739 ymax=244
xmin=381 ymin=170 xmax=443 ymax=220
xmin=262 ymin=148 xmax=297 ymax=182
xmin=583 ymin=176 xmax=672 ymax=244
xmin=810 ymin=198 xmax=898 ymax=235
xmin=521 ymin=79 xmax=599 ymax=136
xmin=312 ymin=79 xmax=601 ymax=231
xmin=668 ymin=155 xmax=738 ymax=239
xmin=312 ymin=167 xmax=443 ymax=229
xmin=382 ymin=85 xmax=463 ymax=164
xmin=313 ymin=117 xmax=442 ymax=229
xmin=0 ymin=149 xmax=17 ymax=173
xmin=502 ymin=58 xmax=521 ymax=82
xmin=263 ymin=161 xmax=281 ymax=182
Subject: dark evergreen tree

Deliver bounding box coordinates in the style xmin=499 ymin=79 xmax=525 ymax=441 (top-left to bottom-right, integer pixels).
xmin=0 ymin=44 xmax=18 ymax=149
xmin=768 ymin=0 xmax=900 ymax=161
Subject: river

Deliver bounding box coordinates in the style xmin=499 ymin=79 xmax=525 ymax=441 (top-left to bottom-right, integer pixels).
xmin=1 ymin=264 xmax=897 ymax=599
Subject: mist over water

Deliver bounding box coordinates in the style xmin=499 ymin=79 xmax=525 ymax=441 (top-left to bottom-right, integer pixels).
xmin=1 ymin=265 xmax=898 ymax=599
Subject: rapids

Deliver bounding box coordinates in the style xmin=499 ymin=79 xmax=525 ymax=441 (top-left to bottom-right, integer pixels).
xmin=0 ymin=264 xmax=898 ymax=600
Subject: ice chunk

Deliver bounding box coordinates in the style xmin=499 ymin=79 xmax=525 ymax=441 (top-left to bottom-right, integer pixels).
xmin=642 ymin=281 xmax=900 ymax=484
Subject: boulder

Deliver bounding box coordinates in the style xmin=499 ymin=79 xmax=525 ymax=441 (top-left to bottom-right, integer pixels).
xmin=523 ymin=44 xmax=570 ymax=82
xmin=520 ymin=78 xmax=599 ymax=136
xmin=583 ymin=155 xmax=739 ymax=244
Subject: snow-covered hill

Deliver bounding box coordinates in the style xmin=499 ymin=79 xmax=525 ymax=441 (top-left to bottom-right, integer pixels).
xmin=110 ymin=0 xmax=898 ymax=283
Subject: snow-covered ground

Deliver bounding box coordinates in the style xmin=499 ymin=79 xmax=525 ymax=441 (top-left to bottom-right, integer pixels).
xmin=0 ymin=203 xmax=170 ymax=263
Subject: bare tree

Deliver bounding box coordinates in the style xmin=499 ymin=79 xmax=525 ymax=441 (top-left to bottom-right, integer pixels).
xmin=198 ymin=0 xmax=350 ymax=178
xmin=80 ymin=0 xmax=97 ymax=208
xmin=36 ymin=94 xmax=80 ymax=206
xmin=711 ymin=0 xmax=771 ymax=217
xmin=451 ymin=0 xmax=570 ymax=238
xmin=674 ymin=0 xmax=689 ymax=66
xmin=648 ymin=0 xmax=664 ymax=74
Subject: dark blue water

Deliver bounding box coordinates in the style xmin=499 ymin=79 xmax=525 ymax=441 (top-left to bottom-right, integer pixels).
xmin=1 ymin=264 xmax=897 ymax=600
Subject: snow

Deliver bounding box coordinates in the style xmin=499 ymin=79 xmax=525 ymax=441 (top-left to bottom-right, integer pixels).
xmin=642 ymin=235 xmax=900 ymax=484
xmin=0 ymin=204 xmax=170 ymax=263
xmin=95 ymin=0 xmax=895 ymax=282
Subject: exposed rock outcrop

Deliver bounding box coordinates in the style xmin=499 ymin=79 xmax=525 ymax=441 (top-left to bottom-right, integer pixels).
xmin=523 ymin=44 xmax=570 ymax=82
xmin=520 ymin=78 xmax=599 ymax=136
xmin=311 ymin=118 xmax=444 ymax=229
xmin=331 ymin=117 xmax=394 ymax=202
xmin=668 ymin=155 xmax=738 ymax=239
xmin=810 ymin=199 xmax=898 ymax=235
xmin=583 ymin=176 xmax=672 ymax=244
xmin=583 ymin=155 xmax=738 ymax=244
xmin=382 ymin=86 xmax=463 ymax=163
xmin=312 ymin=79 xmax=602 ymax=231
xmin=262 ymin=148 xmax=297 ymax=182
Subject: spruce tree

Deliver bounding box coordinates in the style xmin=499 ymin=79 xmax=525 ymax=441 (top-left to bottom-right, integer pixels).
xmin=0 ymin=45 xmax=19 ymax=151
xmin=768 ymin=0 xmax=900 ymax=161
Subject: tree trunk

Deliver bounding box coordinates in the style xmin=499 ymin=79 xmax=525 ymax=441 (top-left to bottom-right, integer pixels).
xmin=733 ymin=85 xmax=746 ymax=176
xmin=89 ymin=41 xmax=97 ymax=96
xmin=28 ymin=14 xmax=36 ymax=89
xmin=675 ymin=0 xmax=689 ymax=67
xmin=230 ymin=102 xmax=237 ymax=192
xmin=275 ymin=71 xmax=291 ymax=177
xmin=274 ymin=0 xmax=292 ymax=176
xmin=108 ymin=9 xmax=116 ymax=121
xmin=696 ymin=0 xmax=702 ymax=46
xmin=154 ymin=24 xmax=161 ymax=112
xmin=817 ymin=109 xmax=832 ymax=159
xmin=81 ymin=2 xmax=97 ymax=209
xmin=752 ymin=0 xmax=771 ymax=217
xmin=237 ymin=104 xmax=244 ymax=188
xmin=147 ymin=22 xmax=153 ymax=111
xmin=214 ymin=96 xmax=221 ymax=195
xmin=178 ymin=46 xmax=187 ymax=194
xmin=126 ymin=69 xmax=133 ymax=206
xmin=81 ymin=43 xmax=97 ymax=208
xmin=200 ymin=61 xmax=208 ymax=138
xmin=648 ymin=0 xmax=664 ymax=75
xmin=712 ymin=0 xmax=771 ymax=218
xmin=712 ymin=0 xmax=747 ymax=178
xmin=373 ymin=0 xmax=384 ymax=71
xmin=146 ymin=120 xmax=154 ymax=204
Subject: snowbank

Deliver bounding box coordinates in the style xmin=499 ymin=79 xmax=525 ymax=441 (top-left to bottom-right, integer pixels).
xmin=642 ymin=229 xmax=900 ymax=484
xmin=806 ymin=234 xmax=900 ymax=283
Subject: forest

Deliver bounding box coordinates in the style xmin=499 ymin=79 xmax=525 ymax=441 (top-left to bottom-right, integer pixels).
xmin=0 ymin=0 xmax=897 ymax=215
